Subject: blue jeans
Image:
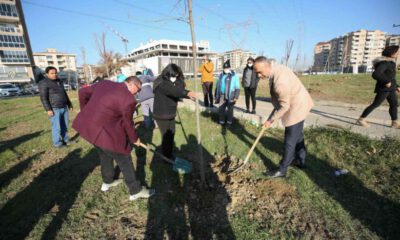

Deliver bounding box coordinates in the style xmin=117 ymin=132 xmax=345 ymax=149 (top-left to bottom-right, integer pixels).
xmin=50 ymin=107 xmax=69 ymax=147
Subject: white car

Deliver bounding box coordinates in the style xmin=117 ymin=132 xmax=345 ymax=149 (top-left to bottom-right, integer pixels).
xmin=0 ymin=83 xmax=22 ymax=97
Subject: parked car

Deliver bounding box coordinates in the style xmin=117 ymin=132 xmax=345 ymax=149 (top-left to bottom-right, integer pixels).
xmin=22 ymin=84 xmax=39 ymax=95
xmin=63 ymin=83 xmax=71 ymax=91
xmin=0 ymin=83 xmax=22 ymax=97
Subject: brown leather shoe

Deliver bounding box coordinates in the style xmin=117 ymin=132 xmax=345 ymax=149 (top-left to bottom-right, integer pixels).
xmin=392 ymin=120 xmax=400 ymax=129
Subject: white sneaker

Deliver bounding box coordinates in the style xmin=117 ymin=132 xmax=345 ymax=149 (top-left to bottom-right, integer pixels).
xmin=129 ymin=187 xmax=155 ymax=201
xmin=101 ymin=179 xmax=122 ymax=192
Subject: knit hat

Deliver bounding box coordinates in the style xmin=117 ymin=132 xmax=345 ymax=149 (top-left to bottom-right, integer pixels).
xmin=223 ymin=59 xmax=231 ymax=69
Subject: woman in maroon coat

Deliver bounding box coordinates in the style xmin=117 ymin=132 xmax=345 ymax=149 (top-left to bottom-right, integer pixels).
xmin=73 ymin=76 xmax=154 ymax=201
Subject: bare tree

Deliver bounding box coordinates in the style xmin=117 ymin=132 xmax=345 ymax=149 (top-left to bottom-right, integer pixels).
xmin=93 ymin=32 xmax=128 ymax=78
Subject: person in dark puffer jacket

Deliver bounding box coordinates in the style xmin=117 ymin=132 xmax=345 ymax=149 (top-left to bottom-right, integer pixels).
xmin=357 ymin=45 xmax=400 ymax=129
xmin=153 ymin=64 xmax=196 ymax=159
xmin=39 ymin=66 xmax=73 ymax=148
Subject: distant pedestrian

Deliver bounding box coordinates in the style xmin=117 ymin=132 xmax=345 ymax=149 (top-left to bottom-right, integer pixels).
xmin=116 ymin=69 xmax=126 ymax=83
xmin=72 ymin=76 xmax=155 ymax=201
xmin=142 ymin=65 xmax=154 ymax=77
xmin=198 ymin=55 xmax=214 ymax=107
xmin=242 ymin=57 xmax=259 ymax=114
xmin=153 ymin=64 xmax=197 ymax=159
xmin=39 ymin=66 xmax=73 ymax=148
xmin=357 ymin=45 xmax=400 ymax=129
xmin=254 ymin=56 xmax=314 ymax=178
xmin=136 ymin=71 xmax=157 ymax=128
xmin=214 ymin=59 xmax=240 ymax=127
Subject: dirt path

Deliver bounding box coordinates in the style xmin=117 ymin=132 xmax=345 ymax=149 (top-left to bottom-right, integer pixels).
xmin=181 ymin=96 xmax=400 ymax=139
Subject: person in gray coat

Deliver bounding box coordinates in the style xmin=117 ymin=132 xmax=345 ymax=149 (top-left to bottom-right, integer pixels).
xmin=136 ymin=71 xmax=157 ymax=128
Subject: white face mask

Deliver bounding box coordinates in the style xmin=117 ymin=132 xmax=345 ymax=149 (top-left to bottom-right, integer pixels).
xmin=223 ymin=69 xmax=230 ymax=74
xmin=170 ymin=77 xmax=177 ymax=83
xmin=247 ymin=63 xmax=253 ymax=67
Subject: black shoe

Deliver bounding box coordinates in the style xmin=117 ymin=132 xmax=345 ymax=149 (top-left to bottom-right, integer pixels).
xmin=263 ymin=170 xmax=286 ymax=178
xmin=245 ymin=109 xmax=250 ymax=113
xmin=210 ymin=104 xmax=214 ymax=108
xmin=251 ymin=110 xmax=256 ymax=114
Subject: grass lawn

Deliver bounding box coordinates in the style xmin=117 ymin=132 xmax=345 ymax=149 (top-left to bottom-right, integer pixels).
xmin=186 ymin=72 xmax=400 ymax=104
xmin=0 ymin=93 xmax=399 ymax=239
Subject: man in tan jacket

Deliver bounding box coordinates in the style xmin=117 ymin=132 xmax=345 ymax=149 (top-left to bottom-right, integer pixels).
xmin=198 ymin=56 xmax=214 ymax=107
xmin=254 ymin=56 xmax=314 ymax=178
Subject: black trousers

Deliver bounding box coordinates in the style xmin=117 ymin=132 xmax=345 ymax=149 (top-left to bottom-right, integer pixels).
xmin=202 ymin=82 xmax=214 ymax=107
xmin=361 ymin=90 xmax=398 ymax=120
xmin=279 ymin=121 xmax=306 ymax=174
xmin=219 ymin=101 xmax=235 ymax=124
xmin=244 ymin=87 xmax=257 ymax=111
xmin=156 ymin=119 xmax=175 ymax=159
xmin=95 ymin=146 xmax=141 ymax=195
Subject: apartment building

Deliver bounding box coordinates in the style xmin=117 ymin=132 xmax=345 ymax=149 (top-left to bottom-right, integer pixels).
xmin=33 ymin=48 xmax=77 ymax=71
xmin=314 ymin=29 xmax=387 ymax=73
xmin=0 ymin=0 xmax=34 ymax=83
xmin=386 ymin=35 xmax=400 ymax=67
xmin=219 ymin=49 xmax=256 ymax=72
xmin=125 ymin=39 xmax=214 ymax=76
xmin=312 ymin=42 xmax=331 ymax=72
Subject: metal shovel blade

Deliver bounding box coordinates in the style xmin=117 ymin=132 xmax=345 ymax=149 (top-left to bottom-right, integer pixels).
xmin=173 ymin=157 xmax=193 ymax=174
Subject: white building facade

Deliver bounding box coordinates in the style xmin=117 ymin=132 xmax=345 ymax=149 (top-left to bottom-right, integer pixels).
xmin=125 ymin=39 xmax=214 ymax=76
xmin=33 ymin=48 xmax=77 ymax=72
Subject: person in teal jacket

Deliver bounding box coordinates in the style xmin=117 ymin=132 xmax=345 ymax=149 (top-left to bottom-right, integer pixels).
xmin=116 ymin=69 xmax=127 ymax=83
xmin=214 ymin=60 xmax=240 ymax=127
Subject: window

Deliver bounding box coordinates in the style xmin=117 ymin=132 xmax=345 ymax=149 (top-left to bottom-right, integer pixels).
xmin=0 ymin=50 xmax=29 ymax=63
xmin=169 ymin=45 xmax=177 ymax=50
xmin=0 ymin=3 xmax=18 ymax=17
xmin=0 ymin=34 xmax=25 ymax=48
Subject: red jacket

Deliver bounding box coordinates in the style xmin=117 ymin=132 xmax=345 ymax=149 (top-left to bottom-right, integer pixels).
xmin=72 ymin=80 xmax=138 ymax=155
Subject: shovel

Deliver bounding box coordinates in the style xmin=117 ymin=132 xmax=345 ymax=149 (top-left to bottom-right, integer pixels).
xmin=139 ymin=143 xmax=192 ymax=174
xmin=228 ymin=126 xmax=268 ymax=174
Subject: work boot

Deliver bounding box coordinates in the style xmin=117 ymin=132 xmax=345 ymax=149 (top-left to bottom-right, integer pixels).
xmin=392 ymin=120 xmax=400 ymax=129
xmin=356 ymin=117 xmax=369 ymax=127
xmin=129 ymin=187 xmax=155 ymax=201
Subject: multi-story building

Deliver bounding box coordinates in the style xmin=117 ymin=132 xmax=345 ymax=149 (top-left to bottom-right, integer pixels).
xmin=312 ymin=42 xmax=331 ymax=72
xmin=0 ymin=0 xmax=34 ymax=83
xmin=386 ymin=35 xmax=400 ymax=67
xmin=33 ymin=48 xmax=77 ymax=71
xmin=219 ymin=49 xmax=256 ymax=72
xmin=125 ymin=39 xmax=214 ymax=76
xmin=315 ymin=29 xmax=387 ymax=73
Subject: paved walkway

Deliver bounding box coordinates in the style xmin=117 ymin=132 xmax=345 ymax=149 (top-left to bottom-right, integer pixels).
xmin=181 ymin=95 xmax=400 ymax=139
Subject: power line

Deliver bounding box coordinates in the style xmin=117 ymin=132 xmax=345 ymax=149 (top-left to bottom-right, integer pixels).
xmin=22 ymin=0 xmax=189 ymax=35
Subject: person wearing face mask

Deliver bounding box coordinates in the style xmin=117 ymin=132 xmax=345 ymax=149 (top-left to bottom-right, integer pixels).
xmin=242 ymin=57 xmax=259 ymax=114
xmin=214 ymin=59 xmax=240 ymax=127
xmin=72 ymin=76 xmax=155 ymax=201
xmin=153 ymin=64 xmax=197 ymax=160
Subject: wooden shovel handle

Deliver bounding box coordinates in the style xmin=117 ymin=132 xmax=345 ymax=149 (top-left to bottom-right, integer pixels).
xmin=230 ymin=126 xmax=268 ymax=174
xmin=139 ymin=143 xmax=174 ymax=164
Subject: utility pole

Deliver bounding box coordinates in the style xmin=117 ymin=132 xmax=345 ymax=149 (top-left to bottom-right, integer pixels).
xmin=80 ymin=46 xmax=89 ymax=85
xmin=187 ymin=0 xmax=205 ymax=184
